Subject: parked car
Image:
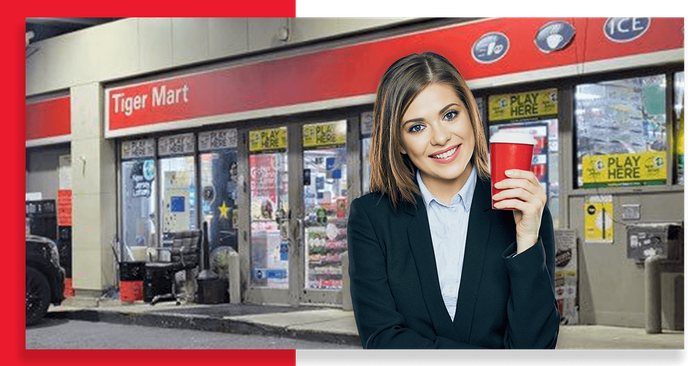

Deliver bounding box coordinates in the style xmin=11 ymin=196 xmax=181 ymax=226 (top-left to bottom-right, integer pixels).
xmin=26 ymin=235 xmax=65 ymax=325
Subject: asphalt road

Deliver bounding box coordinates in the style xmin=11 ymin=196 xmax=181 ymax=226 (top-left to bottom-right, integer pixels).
xmin=26 ymin=317 xmax=361 ymax=349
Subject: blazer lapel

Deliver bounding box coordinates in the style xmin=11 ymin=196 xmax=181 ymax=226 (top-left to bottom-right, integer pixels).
xmin=453 ymin=177 xmax=493 ymax=342
xmin=404 ymin=195 xmax=461 ymax=340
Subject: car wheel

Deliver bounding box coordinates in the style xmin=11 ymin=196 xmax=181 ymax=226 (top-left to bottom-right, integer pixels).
xmin=26 ymin=266 xmax=50 ymax=326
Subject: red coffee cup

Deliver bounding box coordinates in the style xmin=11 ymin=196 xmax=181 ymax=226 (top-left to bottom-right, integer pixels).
xmin=489 ymin=131 xmax=536 ymax=210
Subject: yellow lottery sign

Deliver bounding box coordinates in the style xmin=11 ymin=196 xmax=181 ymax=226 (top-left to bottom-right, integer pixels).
xmin=582 ymin=152 xmax=666 ymax=187
xmin=303 ymin=121 xmax=347 ymax=148
xmin=489 ymin=88 xmax=558 ymax=122
xmin=249 ymin=127 xmax=287 ymax=152
xmin=584 ymin=195 xmax=613 ymax=244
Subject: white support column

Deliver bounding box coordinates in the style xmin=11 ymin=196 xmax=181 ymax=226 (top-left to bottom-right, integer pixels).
xmin=70 ymin=83 xmax=118 ymax=298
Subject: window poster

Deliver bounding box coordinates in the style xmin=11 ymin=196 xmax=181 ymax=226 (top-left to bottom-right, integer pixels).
xmin=163 ymin=171 xmax=192 ymax=233
xmin=581 ymin=152 xmax=666 ymax=187
xmin=488 ymin=88 xmax=558 ymax=122
xmin=584 ymin=195 xmax=614 ymax=244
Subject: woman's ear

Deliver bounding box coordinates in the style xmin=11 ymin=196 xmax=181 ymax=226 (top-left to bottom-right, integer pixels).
xmin=399 ymin=144 xmax=407 ymax=155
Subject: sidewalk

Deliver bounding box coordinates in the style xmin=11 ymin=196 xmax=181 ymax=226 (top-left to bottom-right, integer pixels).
xmin=48 ymin=297 xmax=683 ymax=349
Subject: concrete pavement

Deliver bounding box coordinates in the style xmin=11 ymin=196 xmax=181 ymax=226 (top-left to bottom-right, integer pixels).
xmin=45 ymin=297 xmax=683 ymax=349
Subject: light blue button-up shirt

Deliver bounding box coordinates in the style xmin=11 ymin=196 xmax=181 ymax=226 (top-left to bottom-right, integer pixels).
xmin=416 ymin=167 xmax=477 ymax=321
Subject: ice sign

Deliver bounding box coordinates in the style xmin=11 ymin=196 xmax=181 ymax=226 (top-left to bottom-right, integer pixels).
xmin=604 ymin=17 xmax=650 ymax=43
xmin=472 ymin=32 xmax=509 ymax=64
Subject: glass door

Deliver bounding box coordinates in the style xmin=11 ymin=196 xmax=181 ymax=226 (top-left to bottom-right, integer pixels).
xmin=244 ymin=120 xmax=354 ymax=306
xmin=246 ymin=126 xmax=291 ymax=304
xmin=157 ymin=133 xmax=198 ymax=256
xmin=301 ymin=121 xmax=348 ymax=303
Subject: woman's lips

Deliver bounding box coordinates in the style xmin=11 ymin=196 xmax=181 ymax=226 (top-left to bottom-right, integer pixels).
xmin=429 ymin=144 xmax=461 ymax=164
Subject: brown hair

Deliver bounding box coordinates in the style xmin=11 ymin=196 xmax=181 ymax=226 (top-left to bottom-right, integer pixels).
xmin=369 ymin=52 xmax=490 ymax=209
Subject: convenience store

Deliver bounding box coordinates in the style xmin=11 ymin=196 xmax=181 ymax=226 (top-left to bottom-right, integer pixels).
xmin=25 ymin=17 xmax=684 ymax=328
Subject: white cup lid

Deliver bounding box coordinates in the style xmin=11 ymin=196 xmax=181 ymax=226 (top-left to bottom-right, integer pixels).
xmin=489 ymin=131 xmax=537 ymax=145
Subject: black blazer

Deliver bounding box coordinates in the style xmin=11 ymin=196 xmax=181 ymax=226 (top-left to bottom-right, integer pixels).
xmin=347 ymin=176 xmax=560 ymax=349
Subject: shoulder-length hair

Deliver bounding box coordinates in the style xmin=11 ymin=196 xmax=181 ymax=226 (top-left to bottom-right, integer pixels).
xmin=369 ymin=52 xmax=490 ymax=209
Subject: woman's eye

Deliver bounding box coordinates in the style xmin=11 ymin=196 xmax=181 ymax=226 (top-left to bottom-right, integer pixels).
xmin=444 ymin=110 xmax=459 ymax=121
xmin=408 ymin=124 xmax=425 ymax=133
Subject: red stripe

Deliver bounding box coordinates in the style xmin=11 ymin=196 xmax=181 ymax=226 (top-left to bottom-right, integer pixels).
xmin=25 ymin=97 xmax=71 ymax=141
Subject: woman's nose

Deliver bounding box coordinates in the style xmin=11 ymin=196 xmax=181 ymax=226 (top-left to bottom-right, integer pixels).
xmin=431 ymin=123 xmax=450 ymax=145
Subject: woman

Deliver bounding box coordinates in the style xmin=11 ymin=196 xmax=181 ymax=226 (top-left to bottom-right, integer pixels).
xmin=347 ymin=52 xmax=559 ymax=349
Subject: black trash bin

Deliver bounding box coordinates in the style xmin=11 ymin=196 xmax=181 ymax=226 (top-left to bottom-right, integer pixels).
xmin=144 ymin=265 xmax=173 ymax=303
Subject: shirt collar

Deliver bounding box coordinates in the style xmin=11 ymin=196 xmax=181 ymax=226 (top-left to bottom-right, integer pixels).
xmin=416 ymin=166 xmax=477 ymax=211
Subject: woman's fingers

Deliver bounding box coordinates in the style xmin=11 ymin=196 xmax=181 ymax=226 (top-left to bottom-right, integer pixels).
xmin=492 ymin=170 xmax=547 ymax=253
xmin=494 ymin=171 xmax=546 ymax=203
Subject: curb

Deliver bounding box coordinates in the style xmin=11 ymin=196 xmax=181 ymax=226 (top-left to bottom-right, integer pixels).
xmin=47 ymin=309 xmax=362 ymax=346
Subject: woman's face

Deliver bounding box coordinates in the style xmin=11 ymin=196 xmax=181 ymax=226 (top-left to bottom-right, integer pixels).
xmin=399 ymin=83 xmax=475 ymax=185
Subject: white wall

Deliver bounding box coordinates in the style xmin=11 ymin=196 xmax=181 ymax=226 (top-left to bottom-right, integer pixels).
xmin=26 ymin=17 xmax=411 ymax=97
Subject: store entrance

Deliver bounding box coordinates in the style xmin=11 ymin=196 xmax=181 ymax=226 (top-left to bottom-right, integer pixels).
xmin=244 ymin=120 xmax=351 ymax=306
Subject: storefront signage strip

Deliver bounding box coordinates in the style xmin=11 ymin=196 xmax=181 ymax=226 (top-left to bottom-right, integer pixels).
xmin=26 ymin=96 xmax=71 ymax=142
xmin=104 ymin=18 xmax=683 ymax=136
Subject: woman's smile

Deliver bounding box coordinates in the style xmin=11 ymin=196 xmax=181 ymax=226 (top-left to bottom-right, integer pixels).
xmin=429 ymin=144 xmax=461 ymax=163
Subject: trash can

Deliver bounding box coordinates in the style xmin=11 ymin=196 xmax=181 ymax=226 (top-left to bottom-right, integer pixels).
xmin=119 ymin=262 xmax=145 ymax=303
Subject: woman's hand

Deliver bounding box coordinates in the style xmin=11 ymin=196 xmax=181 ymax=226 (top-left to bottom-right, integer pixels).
xmin=492 ymin=169 xmax=547 ymax=254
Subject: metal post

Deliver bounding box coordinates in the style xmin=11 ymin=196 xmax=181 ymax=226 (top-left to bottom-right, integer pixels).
xmin=645 ymin=254 xmax=663 ymax=334
xmin=341 ymin=251 xmax=352 ymax=311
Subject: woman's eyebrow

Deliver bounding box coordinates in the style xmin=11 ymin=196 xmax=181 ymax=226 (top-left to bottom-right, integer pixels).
xmin=401 ymin=103 xmax=460 ymax=128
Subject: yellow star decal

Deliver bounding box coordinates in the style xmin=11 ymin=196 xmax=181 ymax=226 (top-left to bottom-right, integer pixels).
xmin=218 ymin=202 xmax=230 ymax=220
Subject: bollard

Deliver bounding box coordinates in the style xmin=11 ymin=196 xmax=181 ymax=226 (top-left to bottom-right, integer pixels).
xmin=228 ymin=250 xmax=241 ymax=304
xmin=644 ymin=254 xmax=663 ymax=334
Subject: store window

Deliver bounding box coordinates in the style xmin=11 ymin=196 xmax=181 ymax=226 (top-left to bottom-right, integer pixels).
xmin=673 ymin=71 xmax=684 ymax=185
xmin=199 ymin=129 xmax=239 ymax=260
xmin=158 ymin=133 xmax=198 ymax=247
xmin=120 ymin=138 xmax=157 ymax=262
xmin=487 ymin=89 xmax=560 ymax=228
xmin=575 ymin=75 xmax=667 ymax=188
